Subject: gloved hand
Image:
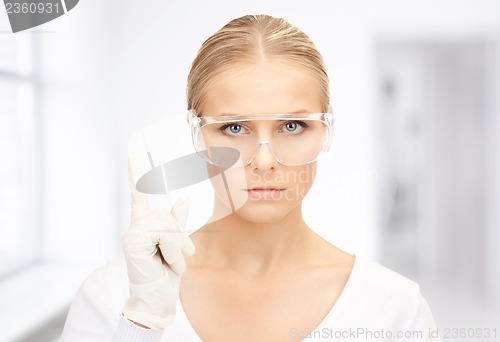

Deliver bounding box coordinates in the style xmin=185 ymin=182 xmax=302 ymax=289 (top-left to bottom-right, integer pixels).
xmin=121 ymin=155 xmax=196 ymax=331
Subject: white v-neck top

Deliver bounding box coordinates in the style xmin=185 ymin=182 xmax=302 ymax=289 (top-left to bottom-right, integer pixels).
xmin=61 ymin=256 xmax=440 ymax=341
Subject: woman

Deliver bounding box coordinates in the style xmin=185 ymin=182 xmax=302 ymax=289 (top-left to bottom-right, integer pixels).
xmin=62 ymin=14 xmax=439 ymax=341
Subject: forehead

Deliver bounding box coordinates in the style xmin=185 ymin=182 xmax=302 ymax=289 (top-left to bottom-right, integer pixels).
xmin=201 ymin=61 xmax=322 ymax=116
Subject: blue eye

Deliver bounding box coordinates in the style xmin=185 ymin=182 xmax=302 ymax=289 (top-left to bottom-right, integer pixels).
xmin=220 ymin=123 xmax=246 ymax=136
xmin=282 ymin=121 xmax=307 ymax=134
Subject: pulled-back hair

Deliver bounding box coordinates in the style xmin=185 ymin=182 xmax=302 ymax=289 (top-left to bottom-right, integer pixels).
xmin=187 ymin=14 xmax=330 ymax=113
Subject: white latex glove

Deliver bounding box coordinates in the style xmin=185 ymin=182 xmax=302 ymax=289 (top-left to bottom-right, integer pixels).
xmin=121 ymin=155 xmax=195 ymax=331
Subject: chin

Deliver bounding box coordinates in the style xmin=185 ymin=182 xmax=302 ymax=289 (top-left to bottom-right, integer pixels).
xmin=232 ymin=200 xmax=299 ymax=224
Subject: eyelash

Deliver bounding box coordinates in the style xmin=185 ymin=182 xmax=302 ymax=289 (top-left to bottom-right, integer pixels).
xmin=279 ymin=121 xmax=309 ymax=133
xmin=218 ymin=120 xmax=309 ymax=135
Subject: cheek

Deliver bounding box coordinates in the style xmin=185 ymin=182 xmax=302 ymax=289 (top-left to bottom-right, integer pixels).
xmin=208 ymin=164 xmax=249 ymax=211
xmin=293 ymin=163 xmax=317 ymax=186
xmin=283 ymin=163 xmax=317 ymax=201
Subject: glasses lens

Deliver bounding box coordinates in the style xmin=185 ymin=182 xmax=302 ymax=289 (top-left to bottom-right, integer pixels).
xmin=195 ymin=116 xmax=327 ymax=166
xmin=271 ymin=119 xmax=325 ymax=165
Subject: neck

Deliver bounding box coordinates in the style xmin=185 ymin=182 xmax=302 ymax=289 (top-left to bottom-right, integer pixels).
xmin=197 ymin=203 xmax=312 ymax=276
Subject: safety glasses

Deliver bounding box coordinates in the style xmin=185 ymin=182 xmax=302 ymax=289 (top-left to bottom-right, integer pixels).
xmin=189 ymin=108 xmax=333 ymax=166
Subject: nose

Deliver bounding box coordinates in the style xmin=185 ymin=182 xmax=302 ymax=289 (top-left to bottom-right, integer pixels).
xmin=248 ymin=141 xmax=279 ymax=169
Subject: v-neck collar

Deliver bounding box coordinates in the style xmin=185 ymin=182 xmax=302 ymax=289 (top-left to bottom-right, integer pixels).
xmin=175 ymin=255 xmax=363 ymax=341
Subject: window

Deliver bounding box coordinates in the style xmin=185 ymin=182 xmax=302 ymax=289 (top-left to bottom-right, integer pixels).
xmin=0 ymin=22 xmax=39 ymax=277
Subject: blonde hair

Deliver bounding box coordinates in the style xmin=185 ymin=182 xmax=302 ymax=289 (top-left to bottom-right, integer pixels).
xmin=187 ymin=14 xmax=330 ymax=113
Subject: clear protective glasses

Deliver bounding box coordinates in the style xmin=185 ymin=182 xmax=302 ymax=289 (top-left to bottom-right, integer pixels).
xmin=189 ymin=107 xmax=334 ymax=166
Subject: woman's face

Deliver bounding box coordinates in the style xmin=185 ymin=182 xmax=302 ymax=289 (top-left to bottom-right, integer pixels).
xmin=201 ymin=61 xmax=323 ymax=223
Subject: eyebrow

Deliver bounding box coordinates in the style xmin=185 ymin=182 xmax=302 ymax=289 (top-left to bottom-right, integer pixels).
xmin=291 ymin=109 xmax=313 ymax=114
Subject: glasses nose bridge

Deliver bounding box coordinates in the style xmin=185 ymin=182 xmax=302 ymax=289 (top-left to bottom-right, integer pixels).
xmin=245 ymin=122 xmax=276 ymax=164
xmin=246 ymin=139 xmax=282 ymax=165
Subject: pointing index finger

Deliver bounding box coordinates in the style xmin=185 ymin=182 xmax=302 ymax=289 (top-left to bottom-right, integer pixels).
xmin=128 ymin=153 xmax=151 ymax=220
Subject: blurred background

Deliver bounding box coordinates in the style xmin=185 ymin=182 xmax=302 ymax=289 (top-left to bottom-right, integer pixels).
xmin=0 ymin=0 xmax=499 ymax=341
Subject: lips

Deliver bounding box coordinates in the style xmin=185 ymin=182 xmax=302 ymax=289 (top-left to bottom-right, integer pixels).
xmin=245 ymin=186 xmax=285 ymax=200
